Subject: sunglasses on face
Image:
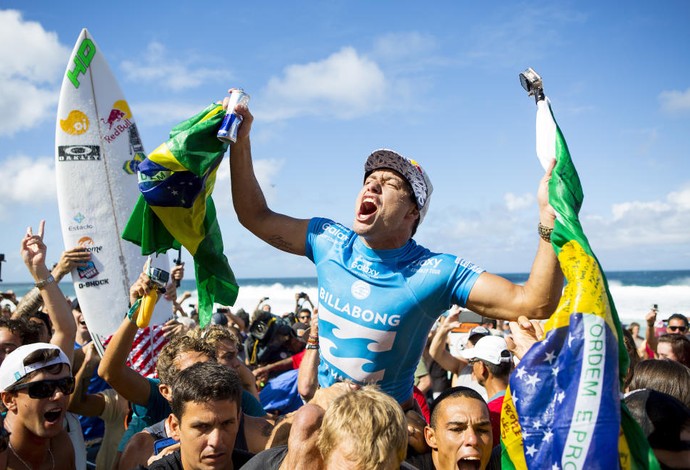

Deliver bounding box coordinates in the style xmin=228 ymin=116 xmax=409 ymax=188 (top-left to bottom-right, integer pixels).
xmin=669 ymin=325 xmax=688 ymax=332
xmin=0 ymin=427 xmax=9 ymax=453
xmin=10 ymin=376 xmax=75 ymax=399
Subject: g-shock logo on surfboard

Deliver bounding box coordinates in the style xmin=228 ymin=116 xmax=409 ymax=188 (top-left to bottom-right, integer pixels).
xmin=67 ymin=37 xmax=96 ymax=89
xmin=58 ymin=145 xmax=101 ymax=162
xmin=59 ymin=110 xmax=89 ymax=135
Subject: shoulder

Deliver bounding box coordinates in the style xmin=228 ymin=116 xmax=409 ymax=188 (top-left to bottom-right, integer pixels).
xmin=146 ymin=449 xmax=183 ymax=470
xmin=240 ymin=445 xmax=288 ymax=470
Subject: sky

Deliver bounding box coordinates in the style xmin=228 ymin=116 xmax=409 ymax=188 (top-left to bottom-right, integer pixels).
xmin=0 ymin=1 xmax=689 ymax=283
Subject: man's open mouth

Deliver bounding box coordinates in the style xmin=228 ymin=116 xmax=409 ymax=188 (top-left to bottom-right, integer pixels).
xmin=457 ymin=457 xmax=482 ymax=470
xmin=44 ymin=409 xmax=62 ymax=423
xmin=358 ymin=200 xmax=377 ymax=218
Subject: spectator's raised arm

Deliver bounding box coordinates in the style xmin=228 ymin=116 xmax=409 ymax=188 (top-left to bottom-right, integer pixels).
xmin=98 ymin=271 xmax=153 ymax=406
xmin=20 ymin=220 xmax=76 ymax=361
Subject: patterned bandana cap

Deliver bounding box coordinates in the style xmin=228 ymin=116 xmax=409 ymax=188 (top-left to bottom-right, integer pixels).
xmin=364 ymin=149 xmax=434 ymax=223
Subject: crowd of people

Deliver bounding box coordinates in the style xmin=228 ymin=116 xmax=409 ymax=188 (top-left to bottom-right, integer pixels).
xmin=0 ymin=95 xmax=687 ymax=470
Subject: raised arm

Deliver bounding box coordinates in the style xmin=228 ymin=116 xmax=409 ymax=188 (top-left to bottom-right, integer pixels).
xmin=68 ymin=342 xmax=106 ymax=417
xmin=428 ymin=307 xmax=465 ymax=375
xmin=467 ymin=162 xmax=564 ymax=321
xmin=14 ymin=246 xmax=91 ymax=319
xmin=298 ymin=310 xmax=321 ymax=401
xmin=227 ymin=96 xmax=310 ymax=255
xmin=645 ymin=308 xmax=658 ymax=353
xmin=97 ymin=272 xmax=152 ymax=406
xmin=20 ymin=221 xmax=76 ymax=361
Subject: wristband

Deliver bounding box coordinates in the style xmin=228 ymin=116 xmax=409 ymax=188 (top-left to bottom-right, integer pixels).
xmin=306 ymin=343 xmax=319 ymax=350
xmin=35 ymin=274 xmax=55 ymax=289
xmin=126 ymin=298 xmax=142 ymax=323
xmin=538 ymin=223 xmax=553 ymax=243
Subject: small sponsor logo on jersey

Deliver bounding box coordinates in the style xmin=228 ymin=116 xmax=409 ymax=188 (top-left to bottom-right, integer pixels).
xmin=409 ymin=257 xmax=443 ymax=275
xmin=320 ymin=221 xmax=349 ymax=244
xmin=350 ymin=257 xmax=379 ymax=278
xmin=454 ymin=257 xmax=483 ymax=274
xmin=68 ymin=213 xmax=94 ymax=232
xmin=59 ymin=110 xmax=89 ymax=135
xmin=350 ymin=280 xmax=371 ymax=300
xmin=58 ymin=145 xmax=101 ymax=162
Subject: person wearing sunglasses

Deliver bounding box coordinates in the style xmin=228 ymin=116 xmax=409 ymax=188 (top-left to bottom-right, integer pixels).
xmin=0 ymin=342 xmax=76 ymax=470
xmin=646 ymin=310 xmax=689 ymax=358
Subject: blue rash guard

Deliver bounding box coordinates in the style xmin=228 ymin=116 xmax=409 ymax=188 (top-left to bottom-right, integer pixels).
xmin=305 ymin=217 xmax=484 ymax=403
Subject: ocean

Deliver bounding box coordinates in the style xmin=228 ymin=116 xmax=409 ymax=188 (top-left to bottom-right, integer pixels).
xmin=2 ymin=270 xmax=689 ymax=331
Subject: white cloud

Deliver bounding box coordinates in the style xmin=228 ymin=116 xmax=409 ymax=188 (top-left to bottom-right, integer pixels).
xmin=120 ymin=41 xmax=231 ymax=92
xmin=258 ymin=47 xmax=387 ymax=121
xmin=371 ymin=32 xmax=437 ymax=62
xmin=213 ymin=157 xmax=284 ymax=209
xmin=0 ymin=156 xmax=56 ymax=208
xmin=504 ymin=192 xmax=534 ymax=211
xmin=659 ymin=87 xmax=690 ymax=114
xmin=588 ymin=184 xmax=690 ymax=249
xmin=0 ymin=10 xmax=69 ymax=136
xmin=131 ymin=101 xmax=211 ymax=127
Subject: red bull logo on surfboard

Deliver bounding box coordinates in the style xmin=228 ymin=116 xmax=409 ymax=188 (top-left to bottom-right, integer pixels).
xmin=101 ymin=100 xmax=133 ymax=143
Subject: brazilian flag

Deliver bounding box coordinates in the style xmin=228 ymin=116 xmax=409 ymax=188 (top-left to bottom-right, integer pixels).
xmin=123 ymin=104 xmax=238 ymax=327
xmin=500 ymin=97 xmax=659 ymax=469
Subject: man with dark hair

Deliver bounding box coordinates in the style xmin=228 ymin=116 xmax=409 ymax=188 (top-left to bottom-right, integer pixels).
xmin=1 ymin=343 xmax=76 ymax=469
xmin=411 ymin=386 xmax=494 ymax=470
xmin=226 ymin=99 xmax=563 ymax=409
xmin=645 ymin=309 xmax=689 ymax=355
xmin=140 ymin=362 xmax=252 ymax=469
xmin=459 ymin=336 xmax=512 ymax=447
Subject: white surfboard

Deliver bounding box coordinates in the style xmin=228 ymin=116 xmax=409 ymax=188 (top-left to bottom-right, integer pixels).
xmin=55 ymin=28 xmax=172 ymax=341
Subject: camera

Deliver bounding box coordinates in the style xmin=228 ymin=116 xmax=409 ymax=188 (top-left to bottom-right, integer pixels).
xmin=298 ymin=292 xmax=307 ymax=299
xmin=147 ymin=267 xmax=170 ymax=291
xmin=519 ymin=67 xmax=545 ymax=103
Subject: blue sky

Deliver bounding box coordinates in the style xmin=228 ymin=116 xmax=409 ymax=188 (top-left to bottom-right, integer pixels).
xmin=1 ymin=1 xmax=689 ymax=282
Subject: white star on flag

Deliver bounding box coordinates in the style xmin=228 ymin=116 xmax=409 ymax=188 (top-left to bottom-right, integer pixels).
xmin=526 ymin=373 xmax=541 ymax=387
xmin=533 ymin=420 xmax=542 ymax=429
xmin=552 ymin=366 xmax=559 ymax=376
xmin=556 ymin=391 xmax=566 ymax=403
xmin=544 ymin=350 xmax=557 ymax=364
xmin=515 ymin=367 xmax=527 ymax=379
xmin=544 ymin=429 xmax=554 ymax=442
xmin=526 ymin=445 xmax=538 ymax=457
xmin=552 ymin=464 xmax=560 ymax=470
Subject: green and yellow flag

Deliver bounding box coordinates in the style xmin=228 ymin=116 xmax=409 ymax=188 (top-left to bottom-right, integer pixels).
xmin=500 ymin=97 xmax=659 ymax=469
xmin=122 ymin=104 xmax=238 ymax=327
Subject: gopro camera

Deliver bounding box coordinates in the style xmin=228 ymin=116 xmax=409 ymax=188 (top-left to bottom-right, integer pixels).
xmin=147 ymin=267 xmax=170 ymax=291
xmin=519 ymin=67 xmax=545 ymax=103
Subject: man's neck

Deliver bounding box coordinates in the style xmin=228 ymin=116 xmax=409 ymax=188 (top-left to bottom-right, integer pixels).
xmin=484 ymin=376 xmax=508 ymax=401
xmin=6 ymin=417 xmax=51 ymax=467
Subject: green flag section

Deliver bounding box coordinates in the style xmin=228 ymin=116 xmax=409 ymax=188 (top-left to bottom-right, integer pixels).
xmin=122 ymin=104 xmax=238 ymax=327
xmin=500 ymin=98 xmax=659 ymax=470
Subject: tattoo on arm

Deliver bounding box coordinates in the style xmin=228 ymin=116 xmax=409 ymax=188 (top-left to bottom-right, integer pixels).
xmin=267 ymin=235 xmax=298 ymax=254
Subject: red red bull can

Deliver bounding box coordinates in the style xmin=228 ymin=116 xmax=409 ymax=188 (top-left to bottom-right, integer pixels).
xmin=217 ymin=89 xmax=250 ymax=143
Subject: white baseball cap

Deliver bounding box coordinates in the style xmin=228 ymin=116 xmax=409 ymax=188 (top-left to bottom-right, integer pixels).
xmin=0 ymin=343 xmax=71 ymax=392
xmin=460 ymin=336 xmax=512 ymax=365
xmin=364 ymin=149 xmax=434 ymax=223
